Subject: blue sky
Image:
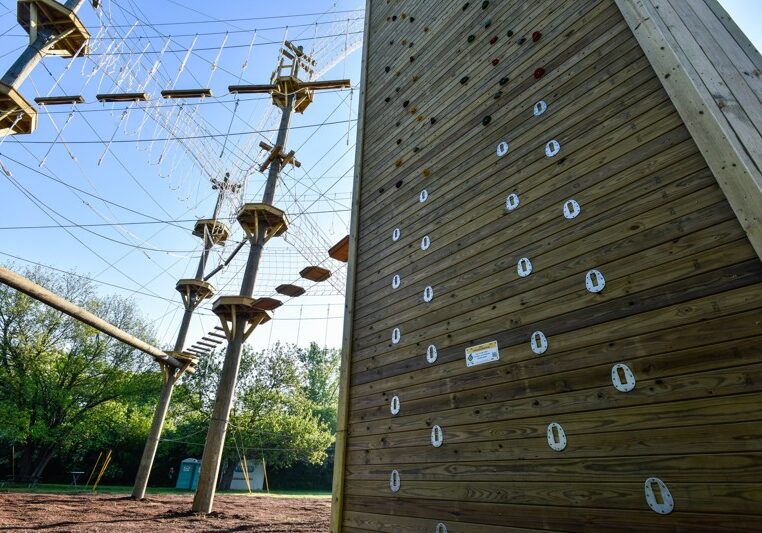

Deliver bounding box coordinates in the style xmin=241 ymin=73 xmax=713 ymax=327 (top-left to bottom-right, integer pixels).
xmin=0 ymin=0 xmax=759 ymax=354
xmin=0 ymin=0 xmax=363 ymax=352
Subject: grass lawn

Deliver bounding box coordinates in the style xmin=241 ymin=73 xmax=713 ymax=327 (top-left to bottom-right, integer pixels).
xmin=0 ymin=482 xmax=331 ymax=498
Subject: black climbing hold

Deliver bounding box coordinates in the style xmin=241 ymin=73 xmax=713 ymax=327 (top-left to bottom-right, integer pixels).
xmin=460 ymin=76 xmax=469 ymax=84
xmin=532 ymin=31 xmax=542 ymax=42
xmin=462 ymin=2 xmax=469 ymax=10
xmin=396 ymin=139 xmax=402 ymax=145
xmin=494 ymin=90 xmax=502 ymax=99
xmin=410 ymin=17 xmax=415 ymax=22
xmin=396 ymin=121 xmax=400 ymax=127
xmin=392 ymin=15 xmax=397 ymax=21
xmin=482 ymin=115 xmax=492 ymax=126
xmin=395 ymin=87 xmax=401 ymax=92
xmin=395 ymin=180 xmax=403 ymax=188
xmin=385 ymin=66 xmax=390 ymax=73
xmin=409 ymin=42 xmax=414 ymax=48
xmin=467 ymin=34 xmax=476 ymax=43
xmin=518 ymin=36 xmax=526 ymax=45
xmin=403 ymin=100 xmax=409 ymax=107
xmin=390 ymin=40 xmax=394 ymax=45
xmin=379 ymin=187 xmax=385 ymax=194
xmin=499 ymin=76 xmax=509 ymax=85
xmin=507 ymin=29 xmax=514 ymax=37
xmin=410 ymin=56 xmax=415 ymax=62
xmin=385 ymin=97 xmax=391 ymax=102
xmin=482 ymin=1 xmax=489 ymax=8
xmin=430 ymin=117 xmax=437 ymax=125
xmin=413 ymin=146 xmax=420 ymax=152
xmin=484 ymin=17 xmax=492 ymax=28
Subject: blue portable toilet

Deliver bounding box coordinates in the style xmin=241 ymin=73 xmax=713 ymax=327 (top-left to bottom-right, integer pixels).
xmin=176 ymin=458 xmax=201 ymax=490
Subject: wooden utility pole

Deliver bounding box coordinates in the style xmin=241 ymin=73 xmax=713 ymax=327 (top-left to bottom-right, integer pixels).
xmin=191 ymin=41 xmax=349 ymax=514
xmin=131 ymin=176 xmax=237 ymax=500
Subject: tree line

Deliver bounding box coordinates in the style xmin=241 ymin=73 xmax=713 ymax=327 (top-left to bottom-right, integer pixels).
xmin=0 ymin=266 xmax=339 ymax=489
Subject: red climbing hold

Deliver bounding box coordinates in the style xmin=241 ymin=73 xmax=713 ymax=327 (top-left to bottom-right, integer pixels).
xmin=492 ymin=58 xmax=500 ymax=66
xmin=489 ymin=36 xmax=498 ymax=45
xmin=532 ymin=31 xmax=542 ymax=42
xmin=534 ymin=67 xmax=545 ymax=79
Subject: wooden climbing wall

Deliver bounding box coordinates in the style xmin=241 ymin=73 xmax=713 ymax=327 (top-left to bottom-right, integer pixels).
xmin=332 ymin=0 xmax=762 ymax=531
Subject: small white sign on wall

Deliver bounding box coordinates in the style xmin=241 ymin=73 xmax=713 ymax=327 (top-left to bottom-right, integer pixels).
xmin=465 ymin=340 xmax=500 ymax=367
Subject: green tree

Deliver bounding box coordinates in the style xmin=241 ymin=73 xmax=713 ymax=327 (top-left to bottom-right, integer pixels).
xmin=0 ymin=266 xmax=158 ymax=482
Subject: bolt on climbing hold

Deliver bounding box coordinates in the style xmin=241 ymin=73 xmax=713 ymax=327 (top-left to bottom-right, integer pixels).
xmin=482 ymin=0 xmax=489 ymax=8
xmin=403 ymin=100 xmax=410 ymax=107
xmin=494 ymin=90 xmax=502 ymax=99
xmin=430 ymin=118 xmax=437 ymax=125
xmin=462 ymin=2 xmax=469 ymax=10
xmin=482 ymin=115 xmax=491 ymax=126
xmin=385 ymin=66 xmax=390 ymax=73
xmin=460 ymin=76 xmax=469 ymax=84
xmin=484 ymin=17 xmax=492 ymax=28
xmin=518 ymin=37 xmax=527 ymax=45
xmin=534 ymin=67 xmax=546 ymax=79
xmin=490 ymin=36 xmax=498 ymax=45
xmin=492 ymin=58 xmax=500 ymax=66
xmin=532 ymin=31 xmax=542 ymax=42
xmin=499 ymin=77 xmax=509 ymax=85
xmin=506 ymin=29 xmax=514 ymax=37
xmin=467 ymin=34 xmax=476 ymax=43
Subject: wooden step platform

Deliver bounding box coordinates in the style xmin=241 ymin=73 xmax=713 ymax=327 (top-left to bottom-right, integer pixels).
xmin=329 ymin=235 xmax=350 ymax=262
xmin=175 ymin=279 xmax=215 ymax=307
xmin=211 ymin=296 xmax=272 ymax=341
xmin=252 ymin=297 xmax=283 ymax=311
xmin=96 ymin=92 xmax=148 ymax=102
xmin=18 ymin=0 xmax=90 ymax=57
xmin=300 ymin=266 xmax=331 ymax=282
xmin=236 ymin=203 xmax=288 ymax=240
xmin=161 ymin=88 xmax=213 ymax=99
xmin=0 ymin=82 xmax=36 ymax=135
xmin=192 ymin=219 xmax=230 ymax=245
xmin=276 ymin=284 xmax=306 ymax=297
xmin=34 ymin=95 xmax=84 ymax=105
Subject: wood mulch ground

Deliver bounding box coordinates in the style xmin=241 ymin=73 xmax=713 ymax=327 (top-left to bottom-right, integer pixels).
xmin=0 ymin=492 xmax=330 ymax=532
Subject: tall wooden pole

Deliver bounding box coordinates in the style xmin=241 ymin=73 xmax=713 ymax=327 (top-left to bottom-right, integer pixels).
xmin=131 ymin=182 xmax=231 ymax=500
xmin=192 ymin=94 xmax=294 ymax=514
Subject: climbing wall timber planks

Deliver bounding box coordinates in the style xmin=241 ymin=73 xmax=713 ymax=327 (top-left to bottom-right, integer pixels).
xmin=332 ymin=0 xmax=762 ymax=531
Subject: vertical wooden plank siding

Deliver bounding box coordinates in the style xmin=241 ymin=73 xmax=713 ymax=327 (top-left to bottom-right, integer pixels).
xmin=330 ymin=2 xmax=373 ymax=532
xmin=332 ymin=0 xmax=762 ymax=530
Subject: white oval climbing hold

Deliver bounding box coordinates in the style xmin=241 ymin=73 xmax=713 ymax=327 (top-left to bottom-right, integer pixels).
xmin=547 ymin=422 xmax=567 ymax=451
xmin=390 ymin=395 xmax=400 ymax=415
xmin=392 ymin=228 xmax=401 ymax=242
xmin=505 ymin=193 xmax=520 ymax=211
xmin=392 ymin=327 xmax=401 ymax=344
xmin=611 ymin=363 xmax=636 ymax=392
xmin=431 ymin=425 xmax=444 ymax=447
xmin=533 ymin=100 xmax=547 ymax=116
xmin=563 ymin=199 xmax=581 ymax=219
xmin=435 ymin=524 xmax=448 ymax=533
xmin=426 ymin=344 xmax=438 ymax=363
xmin=545 ymin=139 xmax=561 ymax=157
xmin=419 ymin=189 xmax=429 ymax=203
xmin=392 ymin=274 xmax=401 ymax=289
xmin=585 ymin=269 xmax=606 ymax=293
xmin=517 ymin=257 xmax=533 ymax=277
xmin=530 ymin=331 xmax=548 ymax=354
xmin=421 ymin=235 xmax=431 ymax=250
xmin=496 ymin=140 xmax=509 ymax=157
xmin=423 ymin=285 xmax=434 ymax=302
xmin=389 ymin=469 xmax=401 ymax=492
xmin=644 ymin=477 xmax=674 ymax=515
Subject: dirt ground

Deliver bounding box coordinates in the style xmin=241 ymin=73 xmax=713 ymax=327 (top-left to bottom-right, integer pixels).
xmin=0 ymin=492 xmax=331 ymax=532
